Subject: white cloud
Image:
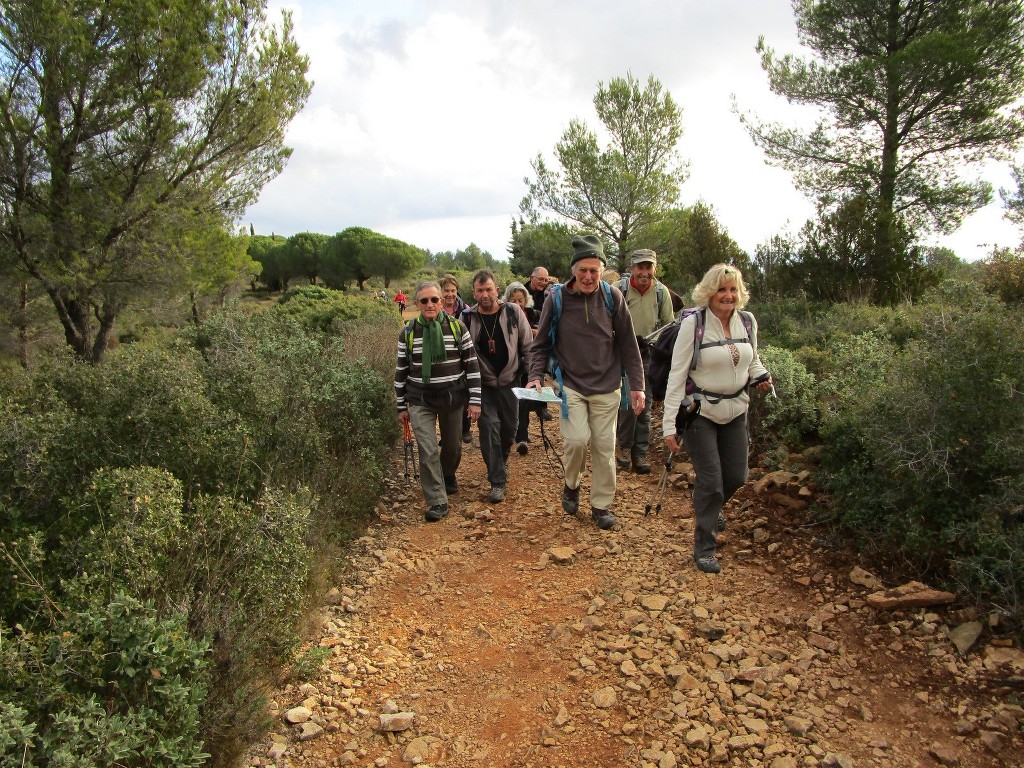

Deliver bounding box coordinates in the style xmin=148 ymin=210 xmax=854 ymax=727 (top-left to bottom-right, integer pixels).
xmin=248 ymin=0 xmax=1022 ymax=264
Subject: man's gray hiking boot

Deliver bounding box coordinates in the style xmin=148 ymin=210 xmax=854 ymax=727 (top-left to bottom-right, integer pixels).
xmin=694 ymin=554 xmax=721 ymax=574
xmin=561 ymin=485 xmax=580 ymax=515
xmin=717 ymin=511 xmax=727 ymax=531
xmin=487 ymin=484 xmax=506 ymax=503
xmin=591 ymin=507 xmax=617 ymax=530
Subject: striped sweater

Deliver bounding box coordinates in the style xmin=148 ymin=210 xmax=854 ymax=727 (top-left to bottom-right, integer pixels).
xmin=394 ymin=315 xmax=482 ymax=412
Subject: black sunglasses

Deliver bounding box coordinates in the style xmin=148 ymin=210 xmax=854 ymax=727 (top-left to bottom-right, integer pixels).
xmin=418 ymin=296 xmax=441 ymax=305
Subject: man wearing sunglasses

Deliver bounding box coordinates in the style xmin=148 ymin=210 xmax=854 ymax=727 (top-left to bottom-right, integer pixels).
xmin=395 ymin=281 xmax=482 ymax=522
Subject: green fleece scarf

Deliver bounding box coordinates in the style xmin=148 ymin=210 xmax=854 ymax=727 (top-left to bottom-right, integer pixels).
xmin=417 ymin=316 xmax=448 ymax=383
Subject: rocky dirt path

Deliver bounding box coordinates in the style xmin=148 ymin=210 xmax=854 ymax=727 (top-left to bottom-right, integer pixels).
xmin=244 ymin=417 xmax=1023 ymax=768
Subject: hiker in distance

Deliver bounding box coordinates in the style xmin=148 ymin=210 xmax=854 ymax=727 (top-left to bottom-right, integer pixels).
xmin=526 ymin=266 xmax=555 ymax=423
xmin=527 ymin=234 xmax=645 ymax=531
xmin=615 ymin=249 xmax=675 ymax=474
xmin=460 ymin=270 xmax=532 ymax=504
xmin=662 ymin=264 xmax=772 ymax=574
xmin=394 ymin=281 xmax=482 ymax=522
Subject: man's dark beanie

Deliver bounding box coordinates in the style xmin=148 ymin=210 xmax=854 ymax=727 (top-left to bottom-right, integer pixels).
xmin=570 ymin=234 xmax=606 ymax=267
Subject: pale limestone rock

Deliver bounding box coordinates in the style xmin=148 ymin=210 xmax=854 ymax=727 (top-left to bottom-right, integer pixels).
xmin=848 ymin=566 xmax=882 ymax=589
xmin=548 ymin=546 xmax=576 ymax=564
xmin=947 ymin=621 xmax=983 ymax=655
xmin=403 ymin=735 xmax=443 ymax=764
xmin=592 ymin=686 xmax=617 ymax=708
xmin=866 ymin=581 xmax=955 ymax=609
xmin=285 ymin=706 xmax=312 ymax=724
xmin=379 ymin=711 xmax=415 ymax=732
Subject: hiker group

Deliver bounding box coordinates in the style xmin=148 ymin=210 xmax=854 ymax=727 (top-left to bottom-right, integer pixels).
xmin=394 ymin=234 xmax=773 ymax=574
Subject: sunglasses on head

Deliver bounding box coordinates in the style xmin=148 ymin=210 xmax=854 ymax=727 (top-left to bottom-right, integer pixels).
xmin=418 ymin=296 xmax=440 ymax=305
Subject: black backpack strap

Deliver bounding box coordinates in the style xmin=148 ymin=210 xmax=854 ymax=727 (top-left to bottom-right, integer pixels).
xmin=694 ymin=385 xmax=748 ymax=404
xmin=504 ymin=301 xmax=519 ymax=331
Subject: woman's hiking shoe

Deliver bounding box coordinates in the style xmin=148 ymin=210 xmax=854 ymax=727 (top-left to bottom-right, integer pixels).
xmin=487 ymin=484 xmax=506 ymax=503
xmin=632 ymin=457 xmax=652 ymax=474
xmin=516 ymin=441 xmax=528 ymax=456
xmin=694 ymin=554 xmax=721 ymax=574
xmin=591 ymin=507 xmax=617 ymax=530
xmin=561 ymin=485 xmax=580 ymax=515
xmin=444 ymin=476 xmax=458 ymax=494
xmin=717 ymin=511 xmax=727 ymax=531
xmin=425 ymin=504 xmax=449 ymax=522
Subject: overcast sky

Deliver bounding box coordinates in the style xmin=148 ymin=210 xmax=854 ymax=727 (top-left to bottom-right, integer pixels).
xmin=246 ymin=0 xmax=1022 ymax=264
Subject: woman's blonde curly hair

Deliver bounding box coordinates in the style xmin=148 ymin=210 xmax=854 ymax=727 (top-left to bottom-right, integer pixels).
xmin=691 ymin=263 xmax=750 ymax=309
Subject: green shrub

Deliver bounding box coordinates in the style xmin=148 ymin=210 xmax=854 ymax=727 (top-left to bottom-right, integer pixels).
xmin=274 ymin=285 xmax=394 ymax=334
xmin=0 ymin=299 xmax=404 ymax=765
xmin=56 ymin=468 xmax=186 ymax=609
xmin=816 ymin=329 xmax=897 ymax=423
xmin=0 ymin=594 xmax=210 ymax=767
xmin=748 ymin=345 xmax=818 ymax=451
xmin=0 ymin=346 xmax=249 ymax=526
xmin=188 ymin=310 xmax=398 ymax=506
xmin=817 ymin=305 xmax=1024 ymax=625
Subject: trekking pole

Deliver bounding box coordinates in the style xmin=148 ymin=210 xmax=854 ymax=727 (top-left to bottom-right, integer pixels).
xmin=750 ymin=372 xmax=778 ymax=400
xmin=644 ymin=450 xmax=674 ymax=516
xmin=537 ymin=414 xmax=565 ymax=480
xmin=403 ymin=421 xmax=418 ymax=482
xmin=643 ymin=320 xmax=676 ymax=345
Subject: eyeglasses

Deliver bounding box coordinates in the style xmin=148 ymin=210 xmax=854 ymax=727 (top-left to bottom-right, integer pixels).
xmin=418 ymin=296 xmax=440 ymax=305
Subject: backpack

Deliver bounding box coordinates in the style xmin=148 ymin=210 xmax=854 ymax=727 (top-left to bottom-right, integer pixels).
xmin=647 ymin=308 xmax=755 ymax=402
xmin=402 ymin=312 xmax=464 ymax=363
xmin=616 ymin=276 xmax=668 ymax=320
xmin=546 ymin=281 xmax=627 ymax=416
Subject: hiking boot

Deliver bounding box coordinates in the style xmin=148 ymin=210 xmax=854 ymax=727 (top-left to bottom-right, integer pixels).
xmin=616 ymin=445 xmax=631 ymax=469
xmin=694 ymin=554 xmax=721 ymax=574
xmin=488 ymin=484 xmax=506 ymax=503
xmin=591 ymin=507 xmax=617 ymax=530
xmin=516 ymin=441 xmax=528 ymax=456
xmin=425 ymin=503 xmax=449 ymax=522
xmin=444 ymin=475 xmax=458 ymax=494
xmin=561 ymin=485 xmax=580 ymax=515
xmin=462 ymin=430 xmax=472 ymax=443
xmin=717 ymin=511 xmax=727 ymax=531
xmin=632 ymin=457 xmax=652 ymax=474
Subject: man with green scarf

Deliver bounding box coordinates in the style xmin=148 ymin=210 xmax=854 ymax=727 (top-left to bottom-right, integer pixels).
xmin=396 ymin=281 xmax=482 ymax=522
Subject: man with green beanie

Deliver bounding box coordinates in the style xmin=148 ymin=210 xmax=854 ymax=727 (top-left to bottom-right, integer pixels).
xmin=395 ymin=281 xmax=482 ymax=522
xmin=526 ymin=235 xmax=645 ymax=530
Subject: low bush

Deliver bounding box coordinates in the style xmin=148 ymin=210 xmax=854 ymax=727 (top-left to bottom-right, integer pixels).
xmin=0 ymin=346 xmax=247 ymax=528
xmin=748 ymin=345 xmax=818 ymax=452
xmin=274 ymin=285 xmax=394 ymax=334
xmin=187 ymin=310 xmax=398 ymax=503
xmin=817 ymin=305 xmax=1024 ymax=624
xmin=1 ymin=298 xmax=402 ymax=765
xmin=0 ymin=594 xmax=210 ymax=767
